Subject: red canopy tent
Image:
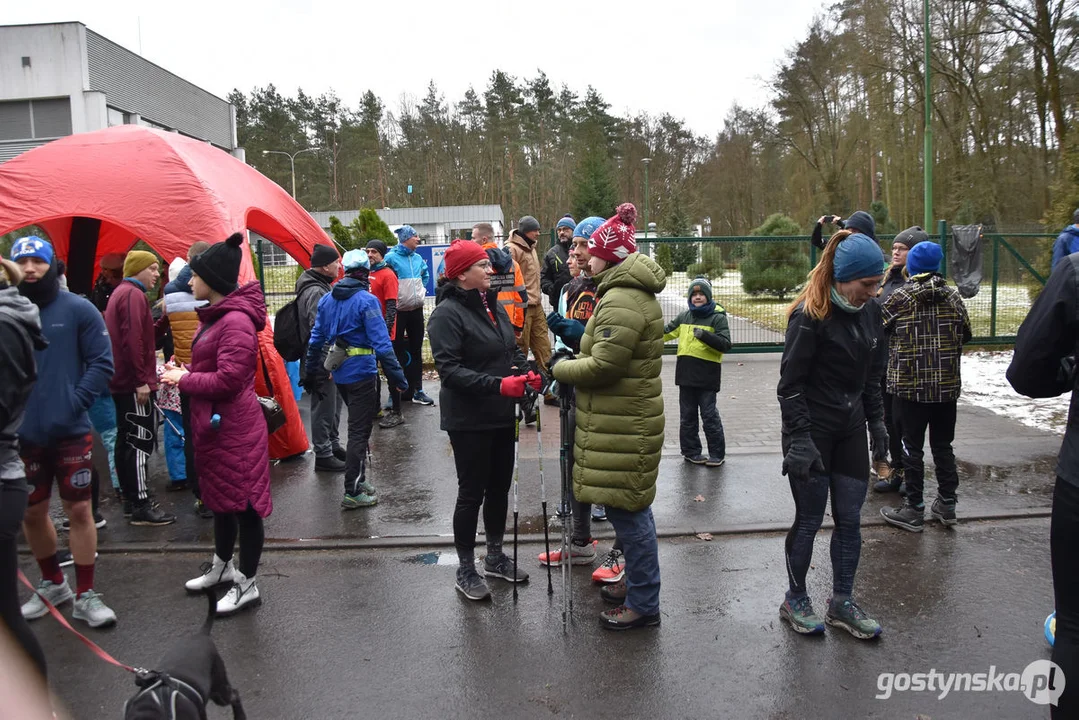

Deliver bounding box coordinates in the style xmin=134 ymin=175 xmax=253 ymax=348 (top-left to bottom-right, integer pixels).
xmin=0 ymin=124 xmax=327 ymax=460
xmin=0 ymin=124 xmax=329 ymax=291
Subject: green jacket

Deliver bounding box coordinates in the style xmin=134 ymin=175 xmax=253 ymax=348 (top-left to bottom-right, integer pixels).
xmin=663 ymin=304 xmax=731 ymax=390
xmin=550 ymin=253 xmax=667 ymax=512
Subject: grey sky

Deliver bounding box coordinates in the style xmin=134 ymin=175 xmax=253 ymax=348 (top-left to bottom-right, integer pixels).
xmin=8 ymin=0 xmax=827 ymax=139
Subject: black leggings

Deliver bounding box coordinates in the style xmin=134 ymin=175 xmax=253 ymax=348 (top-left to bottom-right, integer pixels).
xmin=0 ymin=479 xmax=46 ymax=680
xmin=214 ymin=505 xmax=264 ymax=579
xmin=393 ymin=308 xmax=426 ymax=394
xmin=448 ymin=427 xmax=515 ymax=561
xmin=1052 ymin=477 xmax=1079 ymax=718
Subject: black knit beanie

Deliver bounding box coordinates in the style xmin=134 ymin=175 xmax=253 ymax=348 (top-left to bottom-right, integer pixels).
xmin=310 ymin=243 xmax=339 ymax=267
xmin=190 ymin=233 xmax=243 ymax=296
xmin=365 ymin=239 xmax=389 ymax=258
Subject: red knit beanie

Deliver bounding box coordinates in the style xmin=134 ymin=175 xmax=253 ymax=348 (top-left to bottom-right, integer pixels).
xmin=588 ymin=203 xmax=638 ymax=264
xmin=443 ymin=239 xmax=489 ymax=279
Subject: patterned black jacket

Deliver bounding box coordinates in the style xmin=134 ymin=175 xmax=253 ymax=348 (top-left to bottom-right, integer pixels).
xmin=881 ymin=273 xmax=972 ymax=403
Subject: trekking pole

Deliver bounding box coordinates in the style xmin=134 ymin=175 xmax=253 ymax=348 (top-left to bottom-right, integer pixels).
xmin=534 ymin=389 xmax=554 ymax=595
xmin=512 ymin=398 xmax=521 ymax=604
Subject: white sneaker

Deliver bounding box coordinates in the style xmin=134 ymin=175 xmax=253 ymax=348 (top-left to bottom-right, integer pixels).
xmin=216 ymin=575 xmax=260 ymax=615
xmin=21 ymin=577 xmax=74 ymax=619
xmin=72 ymin=590 xmax=117 ymax=628
xmin=185 ymin=555 xmax=240 ymax=592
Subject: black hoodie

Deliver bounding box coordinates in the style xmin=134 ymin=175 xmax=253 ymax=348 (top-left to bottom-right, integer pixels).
xmin=0 ymin=286 xmax=48 ymax=481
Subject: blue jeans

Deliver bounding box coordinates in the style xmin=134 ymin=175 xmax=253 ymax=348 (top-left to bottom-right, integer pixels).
xmin=784 ymin=472 xmax=867 ymax=598
xmin=162 ymin=409 xmax=186 ymax=483
xmin=605 ymin=506 xmax=660 ymax=615
xmin=679 ymin=386 xmax=725 ymax=460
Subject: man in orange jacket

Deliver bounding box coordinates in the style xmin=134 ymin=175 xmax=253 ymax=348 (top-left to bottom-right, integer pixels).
xmin=471 ymin=223 xmax=527 ymax=335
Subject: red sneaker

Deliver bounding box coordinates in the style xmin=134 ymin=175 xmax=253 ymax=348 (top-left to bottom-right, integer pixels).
xmin=538 ymin=539 xmax=597 ymax=566
xmin=591 ymin=548 xmax=625 ymax=584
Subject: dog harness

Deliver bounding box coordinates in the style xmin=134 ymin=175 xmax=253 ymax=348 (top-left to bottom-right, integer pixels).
xmin=125 ymin=670 xmax=205 ymax=719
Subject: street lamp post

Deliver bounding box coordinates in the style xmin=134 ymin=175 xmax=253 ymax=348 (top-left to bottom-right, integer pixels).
xmin=641 ymin=157 xmax=651 ymax=255
xmin=262 ymin=147 xmax=321 ymax=200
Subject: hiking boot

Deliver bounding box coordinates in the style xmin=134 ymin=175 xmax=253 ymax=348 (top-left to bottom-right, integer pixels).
xmin=683 ymin=454 xmax=707 ymax=465
xmin=873 ymin=475 xmax=903 ymax=493
xmin=315 ymin=454 xmax=346 ymax=472
xmin=880 ymin=503 xmax=924 ymax=533
xmin=194 ymin=499 xmax=214 ymax=519
xmin=61 ymin=512 xmax=107 ymax=531
xmin=217 ymin=575 xmax=261 ymax=615
xmin=600 ymin=578 xmax=627 ymax=604
xmin=185 ymin=555 xmax=240 ymax=592
xmin=21 ymin=577 xmax=74 ymax=620
xmin=599 ymin=604 xmax=660 ymax=631
xmin=539 ymin=539 xmax=597 ymax=566
xmin=592 ymin=549 xmax=625 ymax=584
xmin=129 ymin=502 xmax=176 ymax=527
xmin=455 ymin=566 xmax=491 ymax=601
xmin=332 ymin=445 xmax=348 ymax=462
xmin=826 ymin=597 xmax=882 ymax=640
xmin=341 ymin=488 xmax=378 ymax=509
xmin=706 ymin=457 xmax=726 ymax=467
xmin=73 ymin=590 xmax=117 ymax=628
xmin=379 ymin=410 xmax=405 ymax=429
xmin=931 ymin=496 xmax=958 ymax=526
xmin=411 ymin=390 xmax=435 ymax=406
xmin=484 ymin=553 xmax=529 ymax=583
xmin=779 ymin=595 xmax=825 ymax=635
xmin=57 ymin=550 xmax=98 ymax=568
xmin=591 ymin=505 xmax=607 ymax=522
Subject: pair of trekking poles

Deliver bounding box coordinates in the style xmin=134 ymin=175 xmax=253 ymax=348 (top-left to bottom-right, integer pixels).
xmin=509 ymin=380 xmax=575 ymax=631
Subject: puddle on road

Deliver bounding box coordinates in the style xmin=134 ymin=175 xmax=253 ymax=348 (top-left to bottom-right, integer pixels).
xmin=404 ymin=551 xmax=459 ymax=566
xmin=955 ymin=457 xmax=1057 ymax=496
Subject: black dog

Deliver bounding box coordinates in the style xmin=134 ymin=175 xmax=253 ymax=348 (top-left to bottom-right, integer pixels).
xmin=123 ymin=589 xmax=246 ymax=719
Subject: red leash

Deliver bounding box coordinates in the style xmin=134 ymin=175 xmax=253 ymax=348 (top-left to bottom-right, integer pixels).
xmin=18 ymin=570 xmax=140 ymax=674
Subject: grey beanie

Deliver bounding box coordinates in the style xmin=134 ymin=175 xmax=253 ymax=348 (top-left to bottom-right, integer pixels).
xmin=518 ymin=216 xmax=541 ymax=234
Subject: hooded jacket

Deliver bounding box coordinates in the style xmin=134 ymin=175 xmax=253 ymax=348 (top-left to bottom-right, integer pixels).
xmin=295 ymin=268 xmax=335 ymax=335
xmin=179 ymin=282 xmax=272 ymax=517
xmin=305 ymin=277 xmax=406 ymax=388
xmin=482 ymin=242 xmax=527 ymax=329
xmin=881 ymin=273 xmax=972 ymax=403
xmin=663 ymin=302 xmax=732 ymax=391
xmin=427 ymin=280 xmax=527 ymax=432
xmin=541 ymin=240 xmax=572 ymax=307
xmin=105 ymin=278 xmax=158 ymax=393
xmin=507 ymin=230 xmax=542 ymax=307
xmin=1008 ymin=253 xmax=1079 ymax=486
xmin=385 ymin=243 xmax=430 ymax=311
xmin=0 ymin=287 xmax=48 ymax=480
xmin=18 ymin=287 xmax=114 ymax=448
xmin=550 ymin=253 xmax=667 ymax=512
xmin=1053 ymin=225 xmax=1079 ymax=271
xmin=162 ymin=264 xmax=206 ymax=365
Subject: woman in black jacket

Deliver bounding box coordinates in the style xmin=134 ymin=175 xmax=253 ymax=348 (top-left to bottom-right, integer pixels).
xmin=427 ymin=241 xmax=542 ymax=602
xmin=777 ymin=231 xmax=887 ymax=640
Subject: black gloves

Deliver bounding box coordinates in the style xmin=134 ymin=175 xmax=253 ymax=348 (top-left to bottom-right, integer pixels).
xmin=869 ymin=419 xmax=889 ymax=462
xmin=547 ymin=348 xmax=575 ymax=375
xmin=782 ymin=433 xmax=825 ymax=480
xmin=301 ymin=372 xmax=323 ymax=395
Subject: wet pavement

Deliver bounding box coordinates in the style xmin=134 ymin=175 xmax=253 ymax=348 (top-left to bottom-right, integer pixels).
xmin=22 ymin=353 xmax=1066 ymax=718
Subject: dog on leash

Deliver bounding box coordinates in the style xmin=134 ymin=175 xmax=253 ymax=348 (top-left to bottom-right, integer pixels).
xmin=123 ymin=588 xmax=246 ymax=719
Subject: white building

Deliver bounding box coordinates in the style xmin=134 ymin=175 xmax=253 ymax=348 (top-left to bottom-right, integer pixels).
xmin=0 ymin=22 xmax=239 ymax=162
xmin=310 ymin=205 xmax=506 ymax=245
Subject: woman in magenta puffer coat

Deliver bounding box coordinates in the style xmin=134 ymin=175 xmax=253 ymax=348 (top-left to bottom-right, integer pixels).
xmin=162 ymin=233 xmax=271 ymax=616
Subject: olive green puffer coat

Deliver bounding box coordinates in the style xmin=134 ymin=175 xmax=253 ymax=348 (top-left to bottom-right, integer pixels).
xmin=550 ymin=253 xmax=667 ymax=512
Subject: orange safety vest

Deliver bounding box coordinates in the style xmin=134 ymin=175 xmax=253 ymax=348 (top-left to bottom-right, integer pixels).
xmin=482 ymin=242 xmax=527 ymax=329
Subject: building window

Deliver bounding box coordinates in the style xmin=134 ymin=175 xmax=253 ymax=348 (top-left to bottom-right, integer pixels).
xmin=0 ymin=98 xmax=72 ymax=141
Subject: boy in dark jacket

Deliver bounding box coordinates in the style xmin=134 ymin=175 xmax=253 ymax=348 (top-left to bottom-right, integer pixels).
xmin=306 ymin=250 xmax=408 ymax=510
xmin=664 ymin=277 xmax=732 ymax=466
xmin=879 ymin=242 xmax=972 ymax=532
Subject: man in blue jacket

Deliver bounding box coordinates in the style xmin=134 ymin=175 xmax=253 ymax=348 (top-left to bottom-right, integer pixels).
xmin=385 ymin=225 xmax=435 ymax=406
xmin=11 ymin=237 xmax=117 ymax=628
xmin=305 ymin=250 xmax=409 ymax=510
xmin=1053 ymin=209 xmax=1079 ymax=271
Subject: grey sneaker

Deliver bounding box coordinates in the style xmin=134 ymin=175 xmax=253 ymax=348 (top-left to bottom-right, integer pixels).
xmin=21 ymin=577 xmax=74 ymax=620
xmin=455 ymin=566 xmax=491 ymax=601
xmin=931 ymin=497 xmax=958 ymax=526
xmin=379 ymin=410 xmax=405 ymax=429
xmin=880 ymin=503 xmax=924 ymax=532
xmin=826 ymin=597 xmax=882 ymax=640
xmin=484 ymin=553 xmax=530 ymax=583
xmin=72 ymin=590 xmax=117 ymax=628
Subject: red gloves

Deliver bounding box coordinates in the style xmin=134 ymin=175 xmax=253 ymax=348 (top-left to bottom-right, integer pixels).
xmin=500 ymin=371 xmax=543 ymax=398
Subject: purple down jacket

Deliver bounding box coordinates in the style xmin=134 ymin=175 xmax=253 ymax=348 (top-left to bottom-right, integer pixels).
xmin=179 ymin=282 xmax=272 ymax=517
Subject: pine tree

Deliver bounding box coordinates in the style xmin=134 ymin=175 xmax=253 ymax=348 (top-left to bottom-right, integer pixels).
xmin=571 ymin=143 xmax=618 ymax=220
xmin=739 ymin=213 xmax=809 ymax=299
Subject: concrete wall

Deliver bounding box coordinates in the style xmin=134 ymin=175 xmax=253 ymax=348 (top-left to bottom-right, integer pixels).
xmin=0 ymin=23 xmax=89 ymax=132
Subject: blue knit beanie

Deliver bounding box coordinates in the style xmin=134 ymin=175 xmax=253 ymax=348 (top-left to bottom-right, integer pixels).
xmin=10 ymin=236 xmax=53 ymax=265
xmin=906 ymin=241 xmax=944 ymax=275
xmin=833 ymin=233 xmax=885 ymax=282
xmin=573 ymin=217 xmax=604 ymax=239
xmin=556 ymin=214 xmax=576 ymax=230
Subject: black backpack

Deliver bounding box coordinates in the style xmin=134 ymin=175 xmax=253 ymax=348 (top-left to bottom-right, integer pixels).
xmin=273 ymin=296 xmax=308 ymax=362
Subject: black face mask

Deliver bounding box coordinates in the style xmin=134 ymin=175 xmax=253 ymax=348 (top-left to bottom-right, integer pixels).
xmin=18 ymin=262 xmax=60 ymax=307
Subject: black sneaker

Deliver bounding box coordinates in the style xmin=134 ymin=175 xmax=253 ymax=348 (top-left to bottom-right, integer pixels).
xmin=332 ymin=446 xmax=347 ymax=462
xmin=129 ymin=502 xmax=176 ymax=527
xmin=315 ymin=454 xmax=346 ymax=471
xmin=931 ymin=497 xmax=958 ymax=526
xmin=455 ymin=566 xmax=491 ymax=601
xmin=411 ymin=390 xmax=435 ymax=406
xmin=61 ymin=512 xmax=107 ymax=531
xmin=379 ymin=410 xmax=405 ymax=429
xmin=880 ymin=503 xmax=924 ymax=533
xmin=194 ymin=500 xmax=214 ymax=519
xmin=484 ymin=553 xmax=530 ymax=583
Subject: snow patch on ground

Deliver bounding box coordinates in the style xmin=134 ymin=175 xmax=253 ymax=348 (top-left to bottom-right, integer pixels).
xmin=960 ymin=350 xmax=1070 ymax=435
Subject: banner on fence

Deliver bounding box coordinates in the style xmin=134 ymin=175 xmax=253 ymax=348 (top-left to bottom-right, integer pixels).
xmin=416 ymin=244 xmax=451 ymax=296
